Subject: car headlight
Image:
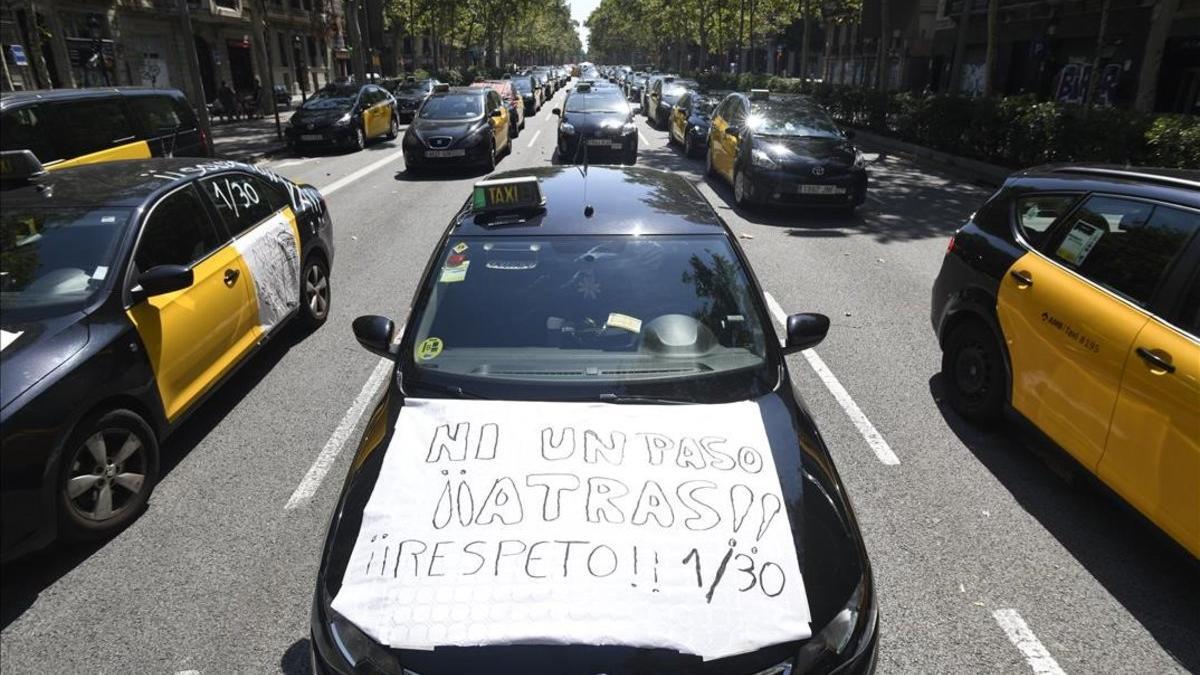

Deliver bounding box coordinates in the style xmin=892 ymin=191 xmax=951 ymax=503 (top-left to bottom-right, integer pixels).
xmin=560 ymin=122 xmax=576 ymax=135
xmin=336 ymin=112 xmax=352 ymax=126
xmin=328 ymin=611 xmax=405 ymax=674
xmin=752 ymin=148 xmax=780 ymax=169
xmin=621 ymin=122 xmax=637 ymax=135
xmin=793 ymin=576 xmax=877 ymax=673
xmin=853 ymin=150 xmax=866 ymax=169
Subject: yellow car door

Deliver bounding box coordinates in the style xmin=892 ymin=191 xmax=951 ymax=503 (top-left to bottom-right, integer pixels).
xmin=995 ymin=195 xmax=1158 ymax=470
xmin=715 ymin=101 xmax=744 ymax=181
xmin=489 ymin=94 xmax=508 ymax=150
xmin=126 ymin=185 xmax=252 ymax=423
xmin=1097 ymin=209 xmax=1200 ymax=558
xmin=671 ymin=101 xmax=686 ymax=143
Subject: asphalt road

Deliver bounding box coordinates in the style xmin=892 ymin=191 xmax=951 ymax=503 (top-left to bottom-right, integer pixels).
xmin=2 ymin=83 xmax=1196 ymax=675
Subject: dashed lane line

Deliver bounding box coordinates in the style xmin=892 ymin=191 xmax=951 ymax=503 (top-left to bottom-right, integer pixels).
xmin=527 ymin=129 xmax=543 ymax=148
xmin=317 ymin=149 xmax=406 ymax=197
xmin=763 ymin=291 xmax=900 ymax=465
xmin=285 ymin=357 xmax=392 ymax=510
xmin=992 ymin=609 xmax=1067 ymax=675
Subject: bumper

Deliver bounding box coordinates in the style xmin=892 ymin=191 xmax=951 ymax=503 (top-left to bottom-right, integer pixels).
xmin=286 ymin=125 xmax=356 ymax=146
xmin=557 ymin=133 xmax=638 ymax=162
xmin=741 ymin=166 xmax=868 ymax=207
xmin=403 ymin=137 xmax=492 ymax=168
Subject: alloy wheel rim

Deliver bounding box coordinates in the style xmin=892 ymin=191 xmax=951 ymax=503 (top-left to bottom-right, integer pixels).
xmin=66 ymin=428 xmax=146 ymax=522
xmin=305 ymin=263 xmax=329 ymax=319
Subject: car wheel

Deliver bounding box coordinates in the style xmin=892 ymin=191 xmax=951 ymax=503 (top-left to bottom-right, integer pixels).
xmin=58 ymin=409 xmax=159 ymax=541
xmin=300 ymin=254 xmax=331 ymax=329
xmin=734 ymin=167 xmax=755 ymax=209
xmin=485 ymin=137 xmax=497 ymax=171
xmin=705 ymin=147 xmax=717 ymax=178
xmin=942 ymin=320 xmax=1005 ymax=424
xmin=684 ymin=132 xmax=695 ymax=157
xmin=351 ymin=126 xmax=365 ymax=152
xmin=386 ymin=116 xmax=399 ymax=140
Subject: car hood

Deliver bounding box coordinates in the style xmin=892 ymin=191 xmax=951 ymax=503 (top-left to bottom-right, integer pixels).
xmin=1 ymin=313 xmax=89 ymax=411
xmin=316 ymin=390 xmax=869 ymax=673
xmin=410 ymin=118 xmax=488 ymax=146
xmin=291 ymin=108 xmax=352 ymax=128
xmin=562 ymin=111 xmax=631 ymax=136
xmin=755 ymin=136 xmax=856 ymax=171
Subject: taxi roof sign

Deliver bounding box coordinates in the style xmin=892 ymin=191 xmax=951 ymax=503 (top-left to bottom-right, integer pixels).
xmin=575 ymin=81 xmax=593 ymax=93
xmin=749 ymin=88 xmax=770 ymax=100
xmin=433 ymin=83 xmax=451 ymax=93
xmin=0 ymin=149 xmax=46 ymax=185
xmin=472 ymin=176 xmax=545 ymax=215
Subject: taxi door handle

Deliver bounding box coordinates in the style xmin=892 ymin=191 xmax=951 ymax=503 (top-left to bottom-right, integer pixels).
xmin=1136 ymin=347 xmax=1175 ymax=374
xmin=1009 ymin=270 xmax=1034 ymax=287
xmin=224 ymin=268 xmax=240 ymax=287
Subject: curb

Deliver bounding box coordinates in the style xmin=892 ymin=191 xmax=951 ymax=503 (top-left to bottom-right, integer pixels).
xmin=850 ymin=128 xmax=1013 ymax=187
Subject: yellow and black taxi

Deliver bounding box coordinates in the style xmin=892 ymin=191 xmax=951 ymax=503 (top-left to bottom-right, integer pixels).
xmin=645 ymin=77 xmax=698 ymax=130
xmin=402 ymin=85 xmax=512 ymax=173
xmin=510 ymin=74 xmax=544 ymax=114
xmin=309 ymin=168 xmax=878 ymax=675
xmin=388 ymin=77 xmax=442 ymax=122
xmin=285 ymin=83 xmax=399 ymax=153
xmin=0 ymin=152 xmax=334 ymax=561
xmin=707 ymin=90 xmax=868 ymax=212
xmin=553 ymin=82 xmax=638 ymax=165
xmin=667 ymin=89 xmax=727 ymax=158
xmin=1 ymin=87 xmax=212 ymax=169
xmin=470 ymin=79 xmax=525 ymax=139
xmin=932 ymin=165 xmax=1199 ymax=559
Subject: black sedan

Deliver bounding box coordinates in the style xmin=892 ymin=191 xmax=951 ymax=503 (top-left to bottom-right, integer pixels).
xmin=309 ymin=166 xmax=877 ymax=675
xmin=0 ymin=152 xmax=334 ymax=561
xmin=402 ymin=87 xmax=513 ymax=172
xmin=389 ymin=78 xmax=441 ymax=121
xmin=511 ymin=75 xmax=543 ymax=114
xmin=286 ymin=83 xmax=399 ymax=152
xmin=667 ymin=90 xmax=725 ymax=158
xmin=706 ymin=92 xmax=868 ymax=211
xmin=553 ymin=84 xmax=638 ymax=165
xmin=646 ymin=78 xmax=698 ymax=130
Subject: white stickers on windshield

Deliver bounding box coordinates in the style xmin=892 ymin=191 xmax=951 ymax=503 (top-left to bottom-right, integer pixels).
xmin=331 ymin=398 xmax=811 ymax=661
xmin=1056 ymin=220 xmax=1104 ymax=265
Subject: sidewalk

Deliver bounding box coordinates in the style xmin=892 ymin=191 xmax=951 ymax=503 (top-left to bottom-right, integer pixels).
xmin=210 ymin=107 xmax=295 ymax=163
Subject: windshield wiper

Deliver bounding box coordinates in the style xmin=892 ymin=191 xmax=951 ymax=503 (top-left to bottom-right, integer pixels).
xmin=405 ymin=379 xmax=488 ymax=399
xmin=598 ymin=393 xmax=690 ymax=405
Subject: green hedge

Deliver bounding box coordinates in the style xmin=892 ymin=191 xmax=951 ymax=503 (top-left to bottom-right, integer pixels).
xmin=692 ymin=73 xmax=1199 ymax=170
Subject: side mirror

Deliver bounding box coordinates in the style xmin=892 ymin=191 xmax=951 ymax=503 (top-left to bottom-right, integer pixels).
xmin=726 ymin=125 xmax=742 ymax=137
xmin=134 ymin=265 xmax=193 ymax=301
xmin=552 ymin=107 xmax=561 ymax=116
xmin=353 ymin=314 xmax=396 ymax=359
xmin=491 ymin=108 xmax=504 ymax=118
xmin=843 ymin=129 xmax=856 ymax=139
xmin=783 ymin=313 xmax=830 ymax=354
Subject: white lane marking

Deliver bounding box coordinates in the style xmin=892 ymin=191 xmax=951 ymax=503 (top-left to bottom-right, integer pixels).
xmin=285 ymin=357 xmax=393 ymax=510
xmin=273 ymin=157 xmax=314 ymax=168
xmin=763 ymin=291 xmax=900 ymax=465
xmin=992 ymin=609 xmax=1067 ymax=675
xmin=527 ymin=129 xmax=543 ymax=147
xmin=865 ymin=193 xmax=885 ymax=206
xmin=638 ymin=131 xmax=649 ymax=145
xmin=318 ymin=149 xmax=405 ymax=197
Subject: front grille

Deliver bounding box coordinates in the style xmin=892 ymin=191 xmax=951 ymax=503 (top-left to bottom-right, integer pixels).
xmin=426 ymin=136 xmax=453 ymax=149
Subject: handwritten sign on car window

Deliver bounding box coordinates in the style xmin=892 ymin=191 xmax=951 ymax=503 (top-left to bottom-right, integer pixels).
xmin=331 ymin=398 xmax=811 ymax=661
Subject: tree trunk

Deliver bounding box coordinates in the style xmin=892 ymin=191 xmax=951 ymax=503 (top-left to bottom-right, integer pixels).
xmin=737 ymin=0 xmax=745 ymax=73
xmin=748 ymin=0 xmax=757 ymax=73
xmin=948 ymin=0 xmax=970 ymax=93
xmin=876 ymin=0 xmax=890 ymax=90
xmin=799 ymin=0 xmax=810 ymax=87
xmin=838 ymin=22 xmax=848 ymax=84
xmin=1084 ymin=0 xmax=1112 ymax=105
xmin=346 ymin=0 xmax=366 ymax=81
xmin=983 ymin=0 xmax=998 ymax=96
xmin=1135 ymin=0 xmax=1178 ymax=111
xmin=823 ymin=20 xmax=834 ymax=84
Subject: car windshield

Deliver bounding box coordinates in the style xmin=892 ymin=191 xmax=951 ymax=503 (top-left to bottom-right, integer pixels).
xmin=394 ymin=82 xmax=427 ymax=95
xmin=406 ymin=234 xmax=775 ymax=403
xmin=512 ymin=79 xmax=533 ymax=93
xmin=302 ymin=86 xmax=358 ymax=111
xmin=749 ymin=101 xmax=842 ymax=138
xmin=420 ymin=95 xmax=484 ymax=120
xmin=696 ymin=98 xmax=719 ymax=115
xmin=1 ymin=206 xmax=130 ymax=319
xmin=566 ymin=93 xmax=629 ymax=114
xmin=662 ymin=82 xmax=695 ymax=100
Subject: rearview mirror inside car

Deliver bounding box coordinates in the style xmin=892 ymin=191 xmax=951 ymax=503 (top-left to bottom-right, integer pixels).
xmin=783 ymin=313 xmax=830 ymax=354
xmin=353 ymin=315 xmax=396 ymax=359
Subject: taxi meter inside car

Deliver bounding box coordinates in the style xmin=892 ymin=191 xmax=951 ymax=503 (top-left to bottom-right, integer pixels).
xmin=310 ymin=169 xmax=878 ymax=675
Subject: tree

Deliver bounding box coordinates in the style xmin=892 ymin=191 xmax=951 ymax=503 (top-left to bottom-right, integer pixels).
xmin=1134 ymin=0 xmax=1177 ymax=112
xmin=982 ymin=0 xmax=997 ymax=96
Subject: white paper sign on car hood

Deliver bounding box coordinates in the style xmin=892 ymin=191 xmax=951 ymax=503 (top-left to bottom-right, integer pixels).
xmin=331 ymin=397 xmax=811 ymax=661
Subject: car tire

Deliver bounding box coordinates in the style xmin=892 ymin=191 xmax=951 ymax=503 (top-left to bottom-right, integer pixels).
xmin=300 ymin=254 xmax=331 ymax=330
xmin=624 ymin=148 xmax=637 ymax=165
xmin=58 ymin=408 xmax=159 ymax=542
xmin=942 ymin=320 xmax=1006 ymax=425
xmin=705 ymin=147 xmax=717 ymax=178
xmin=485 ymin=137 xmax=497 ymax=171
xmin=386 ymin=116 xmax=399 ymax=140
xmin=734 ymin=167 xmax=755 ymax=209
xmin=684 ymin=132 xmax=696 ymax=158
xmin=351 ymin=126 xmax=365 ymax=152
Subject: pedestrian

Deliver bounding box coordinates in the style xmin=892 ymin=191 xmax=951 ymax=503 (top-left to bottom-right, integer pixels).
xmin=252 ymin=76 xmax=264 ymax=119
xmin=218 ymin=80 xmax=237 ymax=123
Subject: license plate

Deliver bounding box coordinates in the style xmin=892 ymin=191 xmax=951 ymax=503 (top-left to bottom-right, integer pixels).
xmin=586 ymin=139 xmax=622 ymax=149
xmin=300 ymin=134 xmax=323 ymax=141
xmin=799 ymin=184 xmax=845 ymax=195
xmin=426 ymin=149 xmax=466 ymax=158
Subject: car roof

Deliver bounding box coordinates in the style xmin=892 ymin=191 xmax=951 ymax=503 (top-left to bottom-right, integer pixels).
xmin=451 ymin=166 xmax=727 ymax=237
xmin=1011 ymin=164 xmax=1200 ymax=209
xmin=431 ymin=88 xmax=488 ymax=98
xmin=0 ymin=86 xmax=185 ymax=110
xmin=1 ymin=157 xmax=266 ymax=208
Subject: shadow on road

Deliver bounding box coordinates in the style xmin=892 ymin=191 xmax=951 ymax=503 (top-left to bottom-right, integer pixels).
xmin=928 ymin=374 xmax=1200 ymax=672
xmin=0 ymin=322 xmax=316 ymax=631
xmin=281 ymin=637 xmax=312 ymax=675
